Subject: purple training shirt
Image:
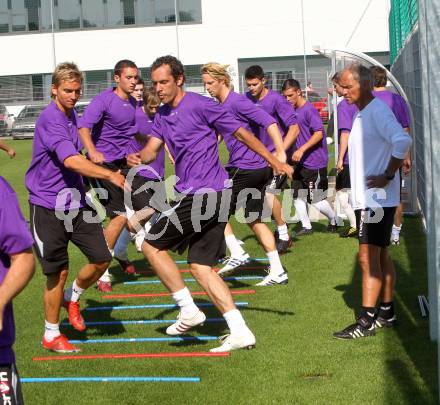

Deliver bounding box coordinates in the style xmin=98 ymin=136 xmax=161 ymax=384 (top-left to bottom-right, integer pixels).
xmin=151 ymin=92 xmax=240 ymax=194
xmin=246 ymin=89 xmax=297 ymax=152
xmin=222 ymin=91 xmax=275 ymax=170
xmin=126 ymin=107 xmax=165 ymax=180
xmin=78 ymin=88 xmax=138 ymax=162
xmin=337 ymin=99 xmax=358 ymax=165
xmin=372 ymin=90 xmax=410 ymax=129
xmin=0 ymin=176 xmax=34 ymax=365
xmin=25 ymin=101 xmax=86 ymax=211
xmin=295 ymin=101 xmax=328 ymax=170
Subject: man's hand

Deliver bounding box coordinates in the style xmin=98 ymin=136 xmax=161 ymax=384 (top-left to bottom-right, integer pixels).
xmin=367 ymin=175 xmax=389 ymax=189
xmin=272 ymin=161 xmax=294 ymax=179
xmin=274 ymin=150 xmax=287 ymax=164
xmin=292 ymin=147 xmax=305 ymax=163
xmin=403 ymin=156 xmax=412 ymax=175
xmin=109 ymin=170 xmax=127 ymax=191
xmin=127 ymin=152 xmax=142 ymax=168
xmin=336 ymin=158 xmax=344 ymax=174
xmin=89 ymin=150 xmax=105 ymax=164
xmin=7 ymin=148 xmax=16 ymax=158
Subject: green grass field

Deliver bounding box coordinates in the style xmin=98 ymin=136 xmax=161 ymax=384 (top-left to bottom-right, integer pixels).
xmin=1 ymin=140 xmax=437 ymax=405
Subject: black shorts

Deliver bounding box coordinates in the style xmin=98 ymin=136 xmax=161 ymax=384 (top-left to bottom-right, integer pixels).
xmin=228 ymin=166 xmax=273 ymax=221
xmin=30 ymin=204 xmax=112 ymax=275
xmin=292 ymin=165 xmax=329 ymax=203
xmin=336 ymin=164 xmax=351 ymax=191
xmin=355 ymin=207 xmax=396 ymax=248
xmin=88 ymin=159 xmax=127 ymax=219
xmin=127 ymin=175 xmax=167 ymax=213
xmin=0 ymin=364 xmax=24 ymax=405
xmin=146 ymin=191 xmax=229 ymax=266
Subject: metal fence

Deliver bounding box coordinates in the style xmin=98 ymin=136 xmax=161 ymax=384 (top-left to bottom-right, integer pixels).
xmin=389 ymin=0 xmax=418 ymax=63
xmin=391 ymin=28 xmax=424 ymax=217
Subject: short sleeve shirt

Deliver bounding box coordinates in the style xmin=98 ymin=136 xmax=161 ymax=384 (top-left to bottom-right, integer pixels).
xmin=0 ymin=176 xmax=34 ymax=364
xmin=25 ymin=101 xmax=86 ymax=210
xmin=150 ymin=92 xmax=240 ymax=193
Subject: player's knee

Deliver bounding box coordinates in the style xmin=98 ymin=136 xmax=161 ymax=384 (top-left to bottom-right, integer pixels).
xmin=94 ymin=261 xmax=111 ymax=272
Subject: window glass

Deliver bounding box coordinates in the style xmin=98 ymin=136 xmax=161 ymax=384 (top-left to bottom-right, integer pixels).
xmin=11 ymin=0 xmax=27 ymax=31
xmin=0 ymin=0 xmax=9 ymax=33
xmin=106 ymin=0 xmax=122 ymax=27
xmin=31 ymin=74 xmax=43 ymax=101
xmin=81 ymin=0 xmax=105 ymax=28
xmin=84 ymin=70 xmax=109 ymax=99
xmin=57 ymin=0 xmax=80 ymax=29
xmin=178 ymin=0 xmax=201 ymax=23
xmin=154 ymin=0 xmax=174 ymax=23
xmin=40 ymin=0 xmax=53 ymax=30
xmin=122 ymin=0 xmax=135 ymax=25
xmin=25 ymin=0 xmax=39 ymax=30
xmin=136 ymin=0 xmax=154 ymax=25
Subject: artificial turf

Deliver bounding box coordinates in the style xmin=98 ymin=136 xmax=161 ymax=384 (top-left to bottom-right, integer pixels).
xmin=1 ymin=139 xmax=437 ymax=404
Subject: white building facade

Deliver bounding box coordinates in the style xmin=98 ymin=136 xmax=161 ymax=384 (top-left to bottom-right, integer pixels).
xmin=0 ymin=0 xmax=390 ymax=110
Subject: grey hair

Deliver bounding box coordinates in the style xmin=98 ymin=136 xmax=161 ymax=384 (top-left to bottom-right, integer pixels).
xmin=344 ymin=63 xmax=373 ymax=89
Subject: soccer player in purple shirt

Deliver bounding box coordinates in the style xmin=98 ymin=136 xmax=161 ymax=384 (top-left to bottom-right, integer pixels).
xmin=25 ymin=62 xmax=125 ymax=353
xmin=96 ymin=77 xmax=148 ymax=292
xmin=371 ymin=66 xmax=412 ymax=245
xmin=334 ymin=72 xmax=359 ymax=238
xmin=120 ymin=88 xmax=165 ymax=257
xmin=78 ymin=60 xmax=139 ymax=287
xmin=245 ymin=65 xmax=299 ymax=253
xmin=132 ymin=77 xmax=145 ymax=106
xmin=282 ymin=79 xmax=339 ymax=235
xmin=201 ymin=62 xmax=289 ymax=285
xmin=128 ymin=56 xmax=292 ymax=352
xmin=0 ymin=176 xmax=34 ymax=405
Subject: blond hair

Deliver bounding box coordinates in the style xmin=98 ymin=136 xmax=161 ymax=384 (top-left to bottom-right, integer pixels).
xmin=51 ymin=62 xmax=83 ymax=98
xmin=201 ymin=62 xmax=231 ymax=88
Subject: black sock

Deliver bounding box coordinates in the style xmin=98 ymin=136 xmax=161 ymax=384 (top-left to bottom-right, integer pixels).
xmin=378 ymin=301 xmax=394 ymax=319
xmin=360 ymin=307 xmax=377 ymax=326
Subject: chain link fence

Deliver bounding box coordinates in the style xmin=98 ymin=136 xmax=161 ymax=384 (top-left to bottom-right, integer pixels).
xmin=389 ymin=0 xmax=418 ymax=63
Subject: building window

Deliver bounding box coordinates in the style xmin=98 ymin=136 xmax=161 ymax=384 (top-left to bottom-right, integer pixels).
xmin=122 ymin=0 xmax=135 ymax=25
xmin=81 ymin=0 xmax=105 ymax=28
xmin=56 ymin=0 xmax=81 ymax=29
xmin=84 ymin=70 xmax=110 ymax=99
xmin=106 ymin=0 xmax=122 ymax=27
xmin=40 ymin=0 xmax=53 ymax=30
xmin=11 ymin=0 xmax=27 ymax=31
xmin=136 ymin=0 xmax=154 ymax=25
xmin=0 ymin=0 xmax=202 ymax=35
xmin=154 ymin=0 xmax=175 ymax=23
xmin=0 ymin=0 xmax=9 ymax=33
xmin=31 ymin=74 xmax=43 ymax=100
xmin=178 ymin=0 xmax=201 ymax=23
xmin=25 ymin=0 xmax=39 ymax=30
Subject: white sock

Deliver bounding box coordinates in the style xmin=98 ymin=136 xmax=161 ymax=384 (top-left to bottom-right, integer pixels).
xmin=172 ymin=287 xmax=199 ymax=318
xmin=99 ymin=269 xmax=111 ymax=283
xmin=294 ymin=199 xmax=311 ymax=229
xmin=64 ymin=280 xmax=84 ymax=303
xmin=267 ymin=250 xmax=284 ymax=276
xmin=392 ymin=224 xmax=402 ymax=237
xmin=223 ymin=309 xmax=246 ymax=335
xmin=225 ymin=234 xmax=247 ymax=258
xmin=44 ymin=320 xmax=60 ymax=341
xmin=313 ymin=200 xmax=336 ymax=225
xmin=337 ymin=191 xmax=356 ymax=228
xmin=277 ymin=224 xmax=289 ymax=241
xmin=114 ymin=228 xmax=131 ymax=261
